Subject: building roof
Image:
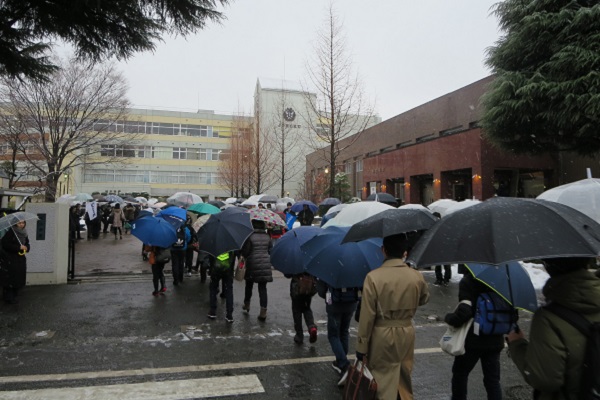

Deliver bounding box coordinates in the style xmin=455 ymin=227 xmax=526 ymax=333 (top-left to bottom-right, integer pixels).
xmin=257 ymin=77 xmax=308 ymax=94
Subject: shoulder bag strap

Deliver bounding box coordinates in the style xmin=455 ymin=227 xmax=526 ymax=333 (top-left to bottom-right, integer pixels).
xmin=544 ymin=302 xmax=591 ymax=336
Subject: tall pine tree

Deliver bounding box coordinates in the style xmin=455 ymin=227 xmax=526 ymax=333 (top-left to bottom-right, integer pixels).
xmin=482 ymin=0 xmax=600 ymax=156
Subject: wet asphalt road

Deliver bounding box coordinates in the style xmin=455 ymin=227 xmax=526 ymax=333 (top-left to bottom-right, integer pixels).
xmin=0 ymin=232 xmax=538 ymax=399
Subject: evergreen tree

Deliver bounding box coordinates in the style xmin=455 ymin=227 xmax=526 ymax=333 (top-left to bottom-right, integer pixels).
xmin=482 ymin=0 xmax=600 ymax=156
xmin=0 ymin=0 xmax=229 ymax=81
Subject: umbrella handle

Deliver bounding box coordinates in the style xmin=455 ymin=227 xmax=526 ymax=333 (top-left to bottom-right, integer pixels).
xmin=512 ymin=323 xmax=520 ymax=334
xmin=18 ymin=250 xmax=26 ymax=256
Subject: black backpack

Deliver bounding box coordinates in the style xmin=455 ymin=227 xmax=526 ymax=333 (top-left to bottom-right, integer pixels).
xmin=172 ymin=227 xmax=186 ymax=249
xmin=545 ymin=302 xmax=600 ymax=400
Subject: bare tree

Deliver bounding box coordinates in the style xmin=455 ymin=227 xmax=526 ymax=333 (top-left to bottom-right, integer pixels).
xmin=0 ymin=57 xmax=132 ymax=201
xmin=250 ymin=101 xmax=277 ymax=195
xmin=303 ymin=3 xmax=375 ymax=197
xmin=0 ymin=116 xmax=38 ymax=189
xmin=269 ymin=90 xmax=304 ymax=197
xmin=218 ymin=111 xmax=253 ymax=197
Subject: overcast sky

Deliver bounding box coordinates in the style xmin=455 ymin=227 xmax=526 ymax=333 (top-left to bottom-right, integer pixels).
xmin=112 ymin=1 xmax=501 ymax=121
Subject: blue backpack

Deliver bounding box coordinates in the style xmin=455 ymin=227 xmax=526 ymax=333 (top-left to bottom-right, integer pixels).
xmin=474 ymin=292 xmax=518 ymax=335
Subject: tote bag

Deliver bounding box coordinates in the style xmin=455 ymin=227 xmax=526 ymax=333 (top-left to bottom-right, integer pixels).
xmin=343 ymin=358 xmax=377 ymax=400
xmin=234 ymin=257 xmax=246 ymax=281
xmin=440 ymin=300 xmax=473 ymax=356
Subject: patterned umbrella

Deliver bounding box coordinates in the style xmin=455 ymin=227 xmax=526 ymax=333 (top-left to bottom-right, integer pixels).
xmin=248 ymin=208 xmax=286 ymax=229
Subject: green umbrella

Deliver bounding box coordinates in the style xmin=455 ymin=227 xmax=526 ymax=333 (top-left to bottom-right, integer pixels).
xmin=187 ymin=203 xmax=221 ymax=215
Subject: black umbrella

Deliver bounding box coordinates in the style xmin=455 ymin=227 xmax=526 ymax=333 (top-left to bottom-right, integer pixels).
xmin=196 ymin=207 xmax=253 ymax=257
xmin=341 ymin=208 xmax=439 ymax=243
xmin=406 ymin=197 xmax=600 ymax=267
xmin=366 ymin=192 xmax=398 ymax=206
xmin=208 ymin=200 xmax=226 ymax=209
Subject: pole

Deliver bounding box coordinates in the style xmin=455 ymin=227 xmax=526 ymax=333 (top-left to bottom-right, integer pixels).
xmin=587 ymin=168 xmax=592 ymax=179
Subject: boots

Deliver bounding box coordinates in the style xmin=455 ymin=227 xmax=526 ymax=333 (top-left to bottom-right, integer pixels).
xmin=242 ymin=301 xmax=250 ymax=314
xmin=258 ymin=307 xmax=267 ymax=321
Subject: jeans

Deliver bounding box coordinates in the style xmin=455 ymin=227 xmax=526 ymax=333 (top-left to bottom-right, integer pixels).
xmin=210 ymin=272 xmax=233 ymax=317
xmin=326 ymin=304 xmax=356 ymax=371
xmin=185 ymin=248 xmax=195 ymax=272
xmin=244 ymin=280 xmax=268 ymax=308
xmin=451 ymin=347 xmax=502 ymax=400
xmin=170 ymin=250 xmax=185 ymax=283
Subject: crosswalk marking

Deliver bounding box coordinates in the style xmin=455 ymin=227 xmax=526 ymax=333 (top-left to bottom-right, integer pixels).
xmin=0 ymin=374 xmax=264 ymax=400
xmin=0 ymin=348 xmax=442 ymax=385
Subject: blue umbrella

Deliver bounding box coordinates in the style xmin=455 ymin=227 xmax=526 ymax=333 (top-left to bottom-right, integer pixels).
xmin=270 ymin=226 xmax=322 ymax=275
xmin=131 ymin=216 xmax=177 ymax=248
xmin=156 ymin=206 xmax=186 ymax=228
xmin=196 ymin=207 xmax=253 ymax=257
xmin=301 ymin=226 xmax=384 ymax=288
xmin=291 ymin=200 xmax=318 ymax=214
xmin=464 ymin=262 xmax=538 ymax=312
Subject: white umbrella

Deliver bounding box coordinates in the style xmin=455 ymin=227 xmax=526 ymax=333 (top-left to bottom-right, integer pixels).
xmin=277 ymin=197 xmax=295 ymax=205
xmin=325 ymin=203 xmax=349 ymax=216
xmin=224 ymin=197 xmax=238 ymax=204
xmin=56 ymin=194 xmax=74 ymax=204
xmin=442 ymin=199 xmax=481 ymax=217
xmin=192 ymin=214 xmax=212 ymax=232
xmin=0 ymin=211 xmax=39 ymax=232
xmin=399 ymin=203 xmax=433 ymax=213
xmin=322 ymin=202 xmax=394 ymax=228
xmin=537 ymin=178 xmax=600 ymax=223
xmin=72 ymin=193 xmax=93 ymax=202
xmin=167 ymin=192 xmax=203 ymax=207
xmin=427 ymin=199 xmax=457 ymax=216
xmin=241 ymin=194 xmax=264 ymax=207
xmin=147 ymin=198 xmax=159 ymax=206
xmin=134 ymin=197 xmax=148 ymax=205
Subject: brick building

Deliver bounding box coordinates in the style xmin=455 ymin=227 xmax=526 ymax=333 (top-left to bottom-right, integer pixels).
xmin=306 ymin=76 xmax=599 ymax=205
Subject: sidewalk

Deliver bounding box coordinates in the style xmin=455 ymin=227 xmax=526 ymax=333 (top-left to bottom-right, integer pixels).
xmin=72 ymin=230 xmax=153 ymax=277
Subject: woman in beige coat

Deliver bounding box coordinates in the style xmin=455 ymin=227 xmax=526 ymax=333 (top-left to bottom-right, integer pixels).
xmin=110 ymin=203 xmax=125 ymax=239
xmin=356 ymin=233 xmax=430 ymax=400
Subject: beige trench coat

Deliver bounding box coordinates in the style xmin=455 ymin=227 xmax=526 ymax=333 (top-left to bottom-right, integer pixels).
xmin=356 ymin=259 xmax=430 ymax=400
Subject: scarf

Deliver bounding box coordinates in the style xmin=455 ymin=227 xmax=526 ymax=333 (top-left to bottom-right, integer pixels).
xmin=12 ymin=225 xmax=28 ymax=246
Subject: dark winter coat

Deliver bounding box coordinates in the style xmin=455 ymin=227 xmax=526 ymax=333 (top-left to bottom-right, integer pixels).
xmin=508 ymin=268 xmax=600 ymax=400
xmin=444 ymin=273 xmax=505 ymax=352
xmin=0 ymin=229 xmax=30 ymax=289
xmin=241 ymin=229 xmax=273 ymax=283
xmin=297 ymin=209 xmax=314 ymax=226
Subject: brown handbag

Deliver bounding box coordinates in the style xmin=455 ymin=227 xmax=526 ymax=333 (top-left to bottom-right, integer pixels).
xmin=342 ymin=358 xmax=378 ymax=400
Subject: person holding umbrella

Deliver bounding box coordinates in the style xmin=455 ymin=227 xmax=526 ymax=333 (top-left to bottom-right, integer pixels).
xmin=297 ymin=204 xmax=314 ymax=226
xmin=444 ymin=264 xmax=505 ymax=400
xmin=1 ymin=219 xmax=31 ymax=304
xmin=354 ymin=232 xmax=430 ymax=400
xmin=506 ymin=257 xmax=600 ymax=400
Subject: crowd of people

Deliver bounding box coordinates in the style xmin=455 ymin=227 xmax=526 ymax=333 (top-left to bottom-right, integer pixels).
xmin=11 ymin=196 xmax=599 ymax=400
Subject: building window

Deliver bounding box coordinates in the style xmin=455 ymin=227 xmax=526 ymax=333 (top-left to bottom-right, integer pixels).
xmin=173 ymin=147 xmax=187 ymax=159
xmin=356 ymin=159 xmax=363 ymax=172
xmin=345 ymin=162 xmax=352 ymax=174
